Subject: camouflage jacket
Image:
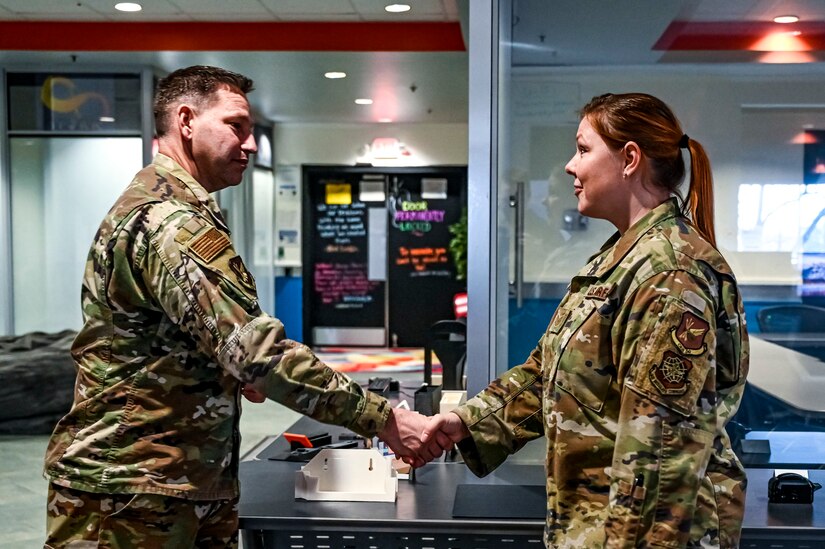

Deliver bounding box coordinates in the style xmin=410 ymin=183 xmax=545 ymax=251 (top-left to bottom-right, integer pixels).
xmin=44 ymin=154 xmax=389 ymax=500
xmin=454 ymin=199 xmax=749 ymax=549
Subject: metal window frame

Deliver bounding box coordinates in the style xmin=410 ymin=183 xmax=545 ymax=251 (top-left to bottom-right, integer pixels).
xmin=466 ymin=0 xmax=503 ymax=396
xmin=0 ymin=68 xmax=11 ymax=334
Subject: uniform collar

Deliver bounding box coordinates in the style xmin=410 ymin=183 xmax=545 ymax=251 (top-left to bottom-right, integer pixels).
xmin=152 ymin=153 xmax=230 ymax=233
xmin=584 ymin=197 xmax=682 ymax=278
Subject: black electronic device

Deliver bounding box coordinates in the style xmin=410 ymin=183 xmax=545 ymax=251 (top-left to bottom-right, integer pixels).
xmin=288 ymin=440 xmax=358 ymax=460
xmin=768 ymin=472 xmax=822 ymax=504
xmin=367 ymin=377 xmax=398 ymax=395
xmin=414 ymin=383 xmax=442 ymax=416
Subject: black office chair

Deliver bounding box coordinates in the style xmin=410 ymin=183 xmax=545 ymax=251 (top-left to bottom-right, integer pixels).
xmin=756 ymin=304 xmax=825 ymax=333
xmin=423 ymin=320 xmax=466 ymax=390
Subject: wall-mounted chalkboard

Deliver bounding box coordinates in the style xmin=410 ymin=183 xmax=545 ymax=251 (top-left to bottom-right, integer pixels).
xmin=302 ymin=166 xmax=466 ymax=348
xmin=303 ymin=169 xmax=387 ymax=346
xmin=387 ymin=169 xmax=466 ymax=347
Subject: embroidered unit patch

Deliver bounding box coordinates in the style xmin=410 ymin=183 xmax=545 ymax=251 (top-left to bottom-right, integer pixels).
xmin=650 ymin=350 xmax=693 ymax=395
xmin=229 ymin=256 xmax=256 ymax=291
xmin=669 ymin=311 xmax=709 ymax=356
xmin=189 ymin=228 xmax=230 ymax=263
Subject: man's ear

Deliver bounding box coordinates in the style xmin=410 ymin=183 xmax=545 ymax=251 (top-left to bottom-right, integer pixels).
xmin=622 ymin=141 xmax=642 ymax=177
xmin=178 ymin=105 xmax=195 ymax=141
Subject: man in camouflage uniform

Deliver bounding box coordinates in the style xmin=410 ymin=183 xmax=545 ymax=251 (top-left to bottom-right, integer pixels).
xmin=43 ymin=65 xmax=427 ymax=548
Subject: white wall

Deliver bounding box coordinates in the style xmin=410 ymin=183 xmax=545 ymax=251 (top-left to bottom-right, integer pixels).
xmin=273 ymin=122 xmax=468 ymax=166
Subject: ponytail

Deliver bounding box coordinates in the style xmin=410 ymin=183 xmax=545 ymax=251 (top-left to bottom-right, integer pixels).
xmin=682 ymin=138 xmax=717 ymax=248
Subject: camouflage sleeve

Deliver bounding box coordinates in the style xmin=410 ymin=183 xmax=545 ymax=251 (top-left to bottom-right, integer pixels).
xmin=452 ymin=343 xmax=544 ymax=477
xmin=134 ymin=203 xmax=389 ymax=437
xmin=606 ymin=270 xmax=718 ymax=548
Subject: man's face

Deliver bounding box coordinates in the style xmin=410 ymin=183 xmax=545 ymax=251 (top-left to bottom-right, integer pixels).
xmin=189 ymin=86 xmax=257 ymax=192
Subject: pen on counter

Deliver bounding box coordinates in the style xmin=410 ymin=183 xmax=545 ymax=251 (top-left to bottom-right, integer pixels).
xmin=633 ymin=473 xmax=645 ymax=495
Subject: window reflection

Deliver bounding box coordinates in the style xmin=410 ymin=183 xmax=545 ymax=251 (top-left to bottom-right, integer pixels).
xmin=499 ymin=1 xmax=825 ymax=473
xmin=737 ymin=184 xmax=825 ymax=252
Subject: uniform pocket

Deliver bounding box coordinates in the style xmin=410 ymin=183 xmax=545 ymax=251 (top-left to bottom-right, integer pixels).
xmin=629 ymin=297 xmax=712 ymax=417
xmin=604 ymin=477 xmax=646 ymax=548
xmin=649 ymin=424 xmax=714 ymax=547
xmin=553 ymin=298 xmax=615 ymax=412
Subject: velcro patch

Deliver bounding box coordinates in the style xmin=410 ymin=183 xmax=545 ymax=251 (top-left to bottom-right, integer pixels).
xmin=229 ymin=256 xmax=256 ymax=292
xmin=189 ymin=227 xmax=230 ymax=263
xmin=649 ymin=351 xmax=693 ymax=395
xmin=669 ymin=311 xmax=709 ymax=356
xmin=585 ymin=283 xmax=614 ymax=300
xmin=628 ymin=297 xmax=711 ymax=416
xmin=548 ymin=308 xmax=570 ymax=334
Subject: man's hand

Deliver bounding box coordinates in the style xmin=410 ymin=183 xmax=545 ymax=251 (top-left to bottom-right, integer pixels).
xmin=420 ymin=412 xmax=471 ymax=460
xmin=241 ymin=384 xmax=266 ymax=403
xmin=377 ymin=408 xmax=432 ymax=468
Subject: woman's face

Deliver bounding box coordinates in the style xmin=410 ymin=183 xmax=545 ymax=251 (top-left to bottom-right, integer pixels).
xmin=564 ymin=117 xmax=626 ymax=224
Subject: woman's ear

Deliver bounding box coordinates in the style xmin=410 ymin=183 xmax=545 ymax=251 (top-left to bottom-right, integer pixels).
xmin=621 ymin=141 xmax=642 ymax=178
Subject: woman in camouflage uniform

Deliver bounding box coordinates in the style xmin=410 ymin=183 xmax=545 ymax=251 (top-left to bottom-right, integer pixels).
xmin=422 ymin=93 xmax=749 ymax=548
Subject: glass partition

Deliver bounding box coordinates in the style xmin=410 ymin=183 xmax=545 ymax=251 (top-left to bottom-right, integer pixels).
xmin=491 ymin=0 xmax=825 ymax=470
xmin=9 ymin=137 xmax=143 ymax=333
xmin=4 ymin=69 xmax=148 ymax=335
xmin=7 ymin=72 xmax=141 ymax=133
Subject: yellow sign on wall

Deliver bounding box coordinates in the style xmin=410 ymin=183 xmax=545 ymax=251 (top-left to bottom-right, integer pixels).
xmin=325 ymin=183 xmax=352 ymax=205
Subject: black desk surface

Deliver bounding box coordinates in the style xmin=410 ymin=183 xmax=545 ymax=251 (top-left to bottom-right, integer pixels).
xmin=740 ymin=431 xmax=825 ymax=469
xmin=238 ymin=419 xmax=825 ymax=546
xmin=240 ymin=443 xmax=545 ymax=535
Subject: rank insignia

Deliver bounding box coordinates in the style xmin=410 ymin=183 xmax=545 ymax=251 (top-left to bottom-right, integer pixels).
xmin=229 ymin=256 xmax=256 ymax=292
xmin=548 ymin=308 xmax=570 ymax=334
xmin=669 ymin=311 xmax=709 ymax=356
xmin=650 ymin=351 xmax=693 ymax=395
xmin=189 ymin=227 xmax=230 ymax=263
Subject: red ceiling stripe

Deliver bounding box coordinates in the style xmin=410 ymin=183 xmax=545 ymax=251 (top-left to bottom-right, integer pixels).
xmin=0 ymin=21 xmax=466 ymax=52
xmin=655 ymin=21 xmax=825 ymax=51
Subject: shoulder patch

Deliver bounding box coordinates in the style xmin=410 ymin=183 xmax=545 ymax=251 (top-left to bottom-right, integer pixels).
xmin=228 ymin=256 xmax=256 ymax=291
xmin=189 ymin=227 xmax=230 ymax=263
xmin=669 ymin=311 xmax=709 ymax=356
xmin=649 ymin=351 xmax=693 ymax=395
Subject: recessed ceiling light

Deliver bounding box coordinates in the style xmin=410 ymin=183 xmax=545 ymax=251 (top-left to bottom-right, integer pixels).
xmin=355 ymin=98 xmax=373 ymax=105
xmin=773 ymin=15 xmax=799 ymax=24
xmin=99 ymin=116 xmax=115 ymax=123
xmin=378 ymin=118 xmax=393 ymax=123
xmin=115 ymin=2 xmax=142 ymax=12
xmin=324 ymin=71 xmax=347 ymax=79
xmin=385 ymin=4 xmax=411 ymax=13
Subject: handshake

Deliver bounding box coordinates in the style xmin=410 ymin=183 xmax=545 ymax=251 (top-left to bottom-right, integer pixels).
xmin=378 ymin=408 xmax=472 ymax=468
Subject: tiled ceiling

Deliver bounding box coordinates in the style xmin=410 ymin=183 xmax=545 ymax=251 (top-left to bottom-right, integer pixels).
xmin=0 ymin=0 xmax=460 ymax=21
